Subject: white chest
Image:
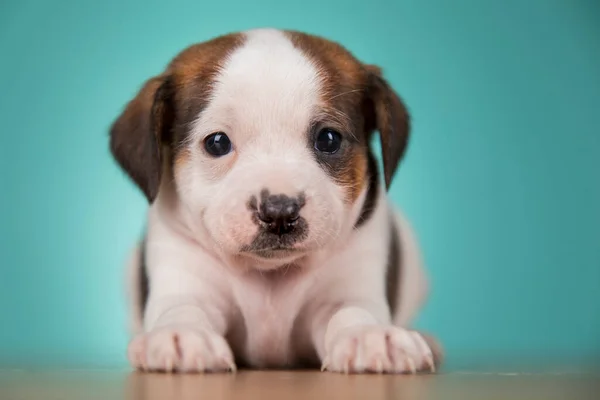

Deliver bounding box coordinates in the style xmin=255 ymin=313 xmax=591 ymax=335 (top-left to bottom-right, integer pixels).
xmin=231 ymin=272 xmax=311 ymax=367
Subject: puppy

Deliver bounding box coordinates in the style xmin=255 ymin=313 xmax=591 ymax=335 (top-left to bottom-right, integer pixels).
xmin=110 ymin=28 xmax=442 ymax=374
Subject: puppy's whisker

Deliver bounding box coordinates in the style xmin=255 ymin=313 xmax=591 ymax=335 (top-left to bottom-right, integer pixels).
xmin=326 ymin=89 xmax=363 ymax=102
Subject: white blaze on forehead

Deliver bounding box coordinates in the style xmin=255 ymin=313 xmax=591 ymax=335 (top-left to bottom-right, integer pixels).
xmin=191 ymin=28 xmax=323 ymax=151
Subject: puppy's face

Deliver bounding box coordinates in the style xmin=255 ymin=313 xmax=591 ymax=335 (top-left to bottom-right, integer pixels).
xmin=110 ymin=29 xmax=410 ymax=267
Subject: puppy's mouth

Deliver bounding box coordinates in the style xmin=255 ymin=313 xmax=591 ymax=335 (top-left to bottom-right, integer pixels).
xmin=238 ymin=243 xmax=308 ymax=264
xmin=249 ymin=247 xmax=300 ymax=259
xmin=240 ymin=222 xmax=310 ymax=261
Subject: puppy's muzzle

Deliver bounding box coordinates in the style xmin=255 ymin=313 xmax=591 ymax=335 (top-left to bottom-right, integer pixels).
xmin=244 ymin=189 xmax=309 ymax=256
xmin=256 ymin=190 xmax=305 ymax=236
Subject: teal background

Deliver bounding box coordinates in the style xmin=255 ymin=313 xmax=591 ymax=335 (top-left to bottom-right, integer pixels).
xmin=1 ymin=0 xmax=599 ymax=369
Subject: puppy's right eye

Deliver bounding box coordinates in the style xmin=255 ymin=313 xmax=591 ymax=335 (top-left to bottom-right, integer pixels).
xmin=204 ymin=132 xmax=232 ymax=157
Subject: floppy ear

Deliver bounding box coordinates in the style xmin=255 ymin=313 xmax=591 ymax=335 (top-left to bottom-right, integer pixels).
xmin=109 ymin=75 xmax=174 ymax=203
xmin=365 ymin=65 xmax=411 ymax=189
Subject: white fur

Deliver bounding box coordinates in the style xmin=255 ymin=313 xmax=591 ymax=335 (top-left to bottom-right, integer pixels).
xmin=178 ymin=28 xmax=342 ymax=261
xmin=125 ymin=29 xmax=432 ymax=373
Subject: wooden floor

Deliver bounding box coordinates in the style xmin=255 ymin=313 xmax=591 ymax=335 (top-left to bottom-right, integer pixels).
xmin=1 ymin=369 xmax=599 ymax=400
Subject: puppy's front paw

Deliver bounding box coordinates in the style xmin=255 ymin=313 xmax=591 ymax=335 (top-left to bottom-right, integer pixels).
xmin=322 ymin=326 xmax=436 ymax=374
xmin=127 ymin=327 xmax=236 ymax=373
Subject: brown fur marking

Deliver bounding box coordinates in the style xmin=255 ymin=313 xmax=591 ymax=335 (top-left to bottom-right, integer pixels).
xmin=285 ymin=31 xmax=410 ymax=208
xmin=286 ymin=31 xmax=372 ymax=204
xmin=111 ymin=29 xmax=410 ymax=215
xmin=109 ymin=33 xmax=244 ymax=203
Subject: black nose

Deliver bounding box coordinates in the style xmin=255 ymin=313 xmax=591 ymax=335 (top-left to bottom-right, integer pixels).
xmin=257 ymin=191 xmax=305 ymax=236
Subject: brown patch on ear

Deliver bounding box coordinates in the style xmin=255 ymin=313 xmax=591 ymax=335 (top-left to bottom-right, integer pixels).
xmin=365 ymin=65 xmax=411 ymax=189
xmin=109 ymin=32 xmax=243 ymax=202
xmin=109 ymin=75 xmax=174 ymax=202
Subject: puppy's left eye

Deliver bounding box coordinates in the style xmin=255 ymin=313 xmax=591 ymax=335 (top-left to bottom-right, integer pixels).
xmin=204 ymin=132 xmax=232 ymax=157
xmin=314 ymin=128 xmax=342 ymax=154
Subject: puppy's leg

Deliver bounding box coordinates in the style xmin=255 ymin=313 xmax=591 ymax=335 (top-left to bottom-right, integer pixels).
xmin=127 ymin=234 xmax=236 ymax=373
xmin=308 ymin=210 xmax=440 ymax=374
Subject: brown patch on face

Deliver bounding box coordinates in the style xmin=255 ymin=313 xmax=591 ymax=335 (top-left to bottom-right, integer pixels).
xmin=286 ymin=31 xmax=411 ymax=226
xmin=285 ymin=31 xmax=374 ymax=204
xmin=173 ymin=147 xmax=191 ymax=174
xmin=337 ymin=149 xmax=368 ymax=203
xmin=109 ymin=33 xmax=244 ymax=202
xmin=166 ymin=33 xmax=245 ymax=130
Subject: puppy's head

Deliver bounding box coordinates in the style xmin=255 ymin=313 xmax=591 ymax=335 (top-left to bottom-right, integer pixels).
xmin=110 ymin=29 xmax=410 ymax=268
